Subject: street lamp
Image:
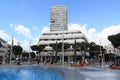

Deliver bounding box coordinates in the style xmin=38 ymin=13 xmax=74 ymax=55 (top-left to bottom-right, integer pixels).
xmin=59 ymin=10 xmax=64 ymax=66
xmin=10 ymin=35 xmax=14 ymax=65
xmin=62 ymin=32 xmax=64 ymax=66
xmin=28 ymin=42 xmax=31 ymax=64
xmin=99 ymin=40 xmax=104 ymax=70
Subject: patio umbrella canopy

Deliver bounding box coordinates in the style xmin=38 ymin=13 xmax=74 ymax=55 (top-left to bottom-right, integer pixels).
xmin=66 ymin=46 xmax=74 ymax=56
xmin=41 ymin=46 xmax=53 ymax=56
xmin=44 ymin=46 xmax=53 ymax=51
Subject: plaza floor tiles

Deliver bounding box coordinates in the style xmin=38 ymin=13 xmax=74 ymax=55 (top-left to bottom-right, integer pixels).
xmin=79 ymin=68 xmax=120 ymax=80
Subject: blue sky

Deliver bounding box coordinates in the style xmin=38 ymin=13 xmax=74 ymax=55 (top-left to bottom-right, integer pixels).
xmin=0 ymin=0 xmax=120 ymax=50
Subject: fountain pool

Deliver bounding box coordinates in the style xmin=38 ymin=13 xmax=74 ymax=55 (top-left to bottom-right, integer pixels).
xmin=0 ymin=65 xmax=62 ymax=80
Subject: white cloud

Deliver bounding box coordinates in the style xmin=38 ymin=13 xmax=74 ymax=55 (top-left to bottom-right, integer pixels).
xmin=68 ymin=24 xmax=87 ymax=34
xmin=41 ymin=26 xmax=49 ymax=33
xmin=32 ymin=36 xmax=39 ymax=45
xmin=21 ymin=40 xmax=30 ymax=51
xmin=0 ymin=30 xmax=11 ymax=41
xmin=1 ymin=25 xmax=35 ymax=50
xmin=0 ymin=29 xmax=22 ymax=46
xmin=96 ymin=24 xmax=120 ymax=45
xmin=2 ymin=23 xmax=119 ymax=51
xmin=8 ymin=38 xmax=20 ymax=46
xmin=68 ymin=24 xmax=96 ymax=41
xmin=9 ymin=24 xmax=41 ymax=50
xmin=13 ymin=25 xmax=33 ymax=39
xmin=11 ymin=24 xmax=120 ymax=51
xmin=68 ymin=24 xmax=120 ymax=46
xmin=19 ymin=36 xmax=40 ymax=51
xmin=40 ymin=24 xmax=120 ymax=46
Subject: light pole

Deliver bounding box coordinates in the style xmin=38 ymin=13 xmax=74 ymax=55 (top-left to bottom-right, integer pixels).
xmin=99 ymin=40 xmax=104 ymax=69
xmin=59 ymin=10 xmax=64 ymax=66
xmin=10 ymin=35 xmax=13 ymax=65
xmin=62 ymin=31 xmax=64 ymax=66
xmin=28 ymin=42 xmax=31 ymax=64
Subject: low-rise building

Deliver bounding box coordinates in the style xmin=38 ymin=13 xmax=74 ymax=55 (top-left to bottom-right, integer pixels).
xmin=38 ymin=30 xmax=88 ymax=45
xmin=104 ymin=45 xmax=120 ymax=56
xmin=0 ymin=38 xmax=9 ymax=64
xmin=38 ymin=30 xmax=88 ymax=63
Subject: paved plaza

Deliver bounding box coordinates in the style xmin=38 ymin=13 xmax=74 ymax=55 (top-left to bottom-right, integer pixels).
xmin=65 ymin=66 xmax=120 ymax=80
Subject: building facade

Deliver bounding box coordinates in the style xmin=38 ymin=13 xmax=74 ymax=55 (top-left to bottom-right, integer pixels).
xmin=50 ymin=5 xmax=68 ymax=31
xmin=38 ymin=30 xmax=88 ymax=45
xmin=0 ymin=38 xmax=9 ymax=64
xmin=38 ymin=30 xmax=88 ymax=63
xmin=37 ymin=5 xmax=88 ymax=63
xmin=104 ymin=45 xmax=120 ymax=56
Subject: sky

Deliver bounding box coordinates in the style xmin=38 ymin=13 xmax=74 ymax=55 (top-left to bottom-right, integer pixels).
xmin=0 ymin=0 xmax=120 ymax=51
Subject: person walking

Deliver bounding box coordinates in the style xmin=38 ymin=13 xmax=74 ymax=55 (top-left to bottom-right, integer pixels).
xmin=85 ymin=59 xmax=89 ymax=66
xmin=79 ymin=60 xmax=83 ymax=67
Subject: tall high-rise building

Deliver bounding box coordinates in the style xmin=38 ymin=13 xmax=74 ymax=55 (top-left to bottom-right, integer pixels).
xmin=50 ymin=5 xmax=68 ymax=31
xmin=38 ymin=6 xmax=89 ymax=63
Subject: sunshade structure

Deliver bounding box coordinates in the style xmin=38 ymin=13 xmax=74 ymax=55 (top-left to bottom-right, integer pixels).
xmin=41 ymin=46 xmax=54 ymax=56
xmin=66 ymin=46 xmax=74 ymax=56
xmin=40 ymin=46 xmax=54 ymax=63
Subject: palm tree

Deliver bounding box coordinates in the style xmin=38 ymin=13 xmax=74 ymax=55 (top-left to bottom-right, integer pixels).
xmin=58 ymin=42 xmax=70 ymax=64
xmin=72 ymin=41 xmax=89 ymax=63
xmin=80 ymin=42 xmax=89 ymax=63
xmin=57 ymin=42 xmax=70 ymax=51
xmin=72 ymin=39 xmax=77 ymax=62
xmin=50 ymin=41 xmax=58 ymax=63
xmin=50 ymin=42 xmax=70 ymax=63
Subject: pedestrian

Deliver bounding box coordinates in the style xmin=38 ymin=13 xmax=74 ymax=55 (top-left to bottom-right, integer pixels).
xmin=85 ymin=59 xmax=89 ymax=66
xmin=79 ymin=60 xmax=83 ymax=67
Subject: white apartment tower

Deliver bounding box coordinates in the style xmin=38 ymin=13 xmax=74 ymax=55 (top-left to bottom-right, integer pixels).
xmin=50 ymin=5 xmax=68 ymax=31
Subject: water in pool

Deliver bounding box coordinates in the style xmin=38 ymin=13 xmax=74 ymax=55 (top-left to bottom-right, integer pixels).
xmin=0 ymin=66 xmax=62 ymax=80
